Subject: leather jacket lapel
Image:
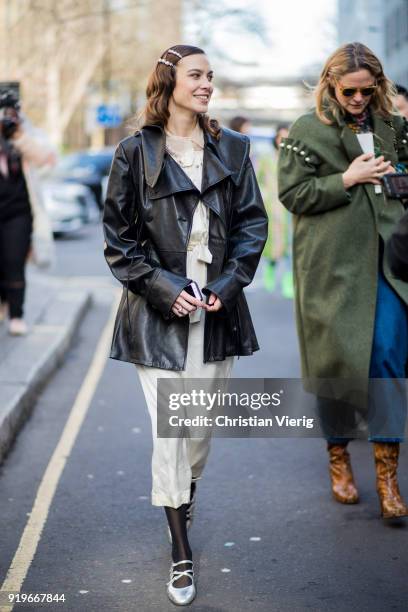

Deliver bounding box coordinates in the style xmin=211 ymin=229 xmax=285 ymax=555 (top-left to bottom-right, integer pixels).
xmin=147 ymin=155 xmax=197 ymax=200
xmin=140 ymin=123 xmax=248 ymax=227
xmin=140 ymin=125 xmax=165 ymax=188
xmin=201 ymin=145 xmax=233 ymax=195
xmin=141 ymin=125 xmax=198 ymax=199
xmin=141 ymin=125 xmax=235 ymax=226
xmin=205 ymin=129 xmax=249 ymax=185
xmin=141 ymin=124 xmax=239 ymax=197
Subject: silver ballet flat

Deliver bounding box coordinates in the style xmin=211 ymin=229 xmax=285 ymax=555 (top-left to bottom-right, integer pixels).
xmin=166 ymin=559 xmax=196 ymax=606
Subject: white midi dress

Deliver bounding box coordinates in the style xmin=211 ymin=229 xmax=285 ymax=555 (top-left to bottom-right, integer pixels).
xmin=135 ymin=125 xmax=234 ymax=508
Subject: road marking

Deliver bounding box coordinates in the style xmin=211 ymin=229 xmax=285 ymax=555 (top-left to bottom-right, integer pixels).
xmin=0 ymin=290 xmax=120 ymax=612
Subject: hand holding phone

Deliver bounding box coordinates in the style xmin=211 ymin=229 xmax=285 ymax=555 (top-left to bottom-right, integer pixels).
xmin=382 ymin=173 xmax=408 ymax=200
xmin=184 ymin=281 xmax=203 ymax=300
xmin=171 ymin=282 xmax=206 ymax=317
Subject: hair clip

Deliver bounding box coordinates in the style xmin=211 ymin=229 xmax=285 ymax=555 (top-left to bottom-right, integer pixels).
xmin=167 ymin=49 xmax=182 ymax=59
xmin=157 ymin=58 xmax=174 ymax=68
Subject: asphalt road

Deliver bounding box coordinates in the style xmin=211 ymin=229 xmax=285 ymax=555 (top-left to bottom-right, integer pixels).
xmin=0 ymin=224 xmax=407 ymax=612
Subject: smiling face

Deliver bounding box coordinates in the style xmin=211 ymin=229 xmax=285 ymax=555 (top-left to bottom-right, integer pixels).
xmin=170 ymin=53 xmax=214 ymax=116
xmin=332 ymin=68 xmax=376 ymax=115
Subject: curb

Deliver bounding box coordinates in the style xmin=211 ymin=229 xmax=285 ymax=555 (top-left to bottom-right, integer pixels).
xmin=0 ymin=289 xmax=92 ymax=465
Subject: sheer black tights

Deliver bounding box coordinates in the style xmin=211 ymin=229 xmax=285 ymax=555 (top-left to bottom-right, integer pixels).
xmin=164 ymin=481 xmax=196 ymax=588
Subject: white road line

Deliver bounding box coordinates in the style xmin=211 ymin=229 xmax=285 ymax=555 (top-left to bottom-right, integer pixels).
xmin=0 ymin=290 xmax=120 ymax=612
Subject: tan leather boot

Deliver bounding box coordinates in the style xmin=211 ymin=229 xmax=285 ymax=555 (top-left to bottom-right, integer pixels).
xmin=328 ymin=443 xmax=359 ymax=504
xmin=374 ymin=442 xmax=408 ymax=519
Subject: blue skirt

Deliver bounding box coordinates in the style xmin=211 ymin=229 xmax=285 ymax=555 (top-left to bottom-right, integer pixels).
xmin=320 ymin=266 xmax=408 ymax=443
xmin=366 ymin=267 xmax=408 ymax=442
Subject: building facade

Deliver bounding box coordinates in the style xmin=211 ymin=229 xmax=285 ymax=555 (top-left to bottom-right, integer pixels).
xmin=338 ymin=0 xmax=408 ymax=87
xmin=338 ymin=0 xmax=384 ymax=59
xmin=384 ymin=0 xmax=408 ymax=86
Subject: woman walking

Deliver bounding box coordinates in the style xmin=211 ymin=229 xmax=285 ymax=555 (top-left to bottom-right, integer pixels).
xmin=103 ymin=45 xmax=267 ymax=604
xmin=0 ymin=90 xmax=54 ymax=334
xmin=278 ymin=43 xmax=408 ymax=520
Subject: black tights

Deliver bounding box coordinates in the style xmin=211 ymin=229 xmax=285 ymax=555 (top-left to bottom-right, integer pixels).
xmin=0 ymin=213 xmax=32 ymax=318
xmin=164 ymin=481 xmax=196 ymax=587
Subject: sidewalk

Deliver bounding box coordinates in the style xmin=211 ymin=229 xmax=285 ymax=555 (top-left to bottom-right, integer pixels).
xmin=0 ymin=267 xmax=91 ymax=464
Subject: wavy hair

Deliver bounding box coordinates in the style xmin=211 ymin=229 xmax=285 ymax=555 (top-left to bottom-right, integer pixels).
xmin=314 ymin=42 xmax=397 ymax=125
xmin=136 ymin=44 xmax=220 ymax=139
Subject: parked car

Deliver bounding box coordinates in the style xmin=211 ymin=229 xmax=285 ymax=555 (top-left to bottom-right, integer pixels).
xmin=42 ymin=181 xmax=100 ymax=235
xmin=50 ymin=148 xmax=115 ymax=209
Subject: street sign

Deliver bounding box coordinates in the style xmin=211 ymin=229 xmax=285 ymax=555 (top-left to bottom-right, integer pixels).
xmin=96 ymin=104 xmax=122 ymax=128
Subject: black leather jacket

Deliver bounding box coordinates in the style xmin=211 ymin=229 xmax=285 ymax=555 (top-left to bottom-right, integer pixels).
xmin=103 ymin=124 xmax=268 ymax=370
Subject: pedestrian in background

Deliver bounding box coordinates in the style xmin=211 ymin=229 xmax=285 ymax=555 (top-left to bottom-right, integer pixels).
xmin=103 ymin=45 xmax=267 ymax=604
xmin=230 ymin=116 xmax=293 ymax=297
xmin=278 ymin=42 xmax=408 ymax=520
xmin=395 ymin=84 xmax=408 ymax=119
xmin=229 ymin=115 xmax=251 ymax=135
xmin=0 ymin=89 xmax=55 ymax=336
xmin=257 ymin=124 xmax=293 ymax=297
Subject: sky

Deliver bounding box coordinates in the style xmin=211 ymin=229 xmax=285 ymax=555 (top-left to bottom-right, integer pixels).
xmin=257 ymin=0 xmax=337 ymax=76
xmin=187 ymin=0 xmax=338 ymax=80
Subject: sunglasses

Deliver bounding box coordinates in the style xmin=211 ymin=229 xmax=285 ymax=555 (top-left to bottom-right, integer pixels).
xmin=338 ymin=84 xmax=377 ymax=97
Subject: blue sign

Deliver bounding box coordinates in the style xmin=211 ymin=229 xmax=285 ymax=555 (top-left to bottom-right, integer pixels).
xmin=96 ymin=104 xmax=122 ymax=128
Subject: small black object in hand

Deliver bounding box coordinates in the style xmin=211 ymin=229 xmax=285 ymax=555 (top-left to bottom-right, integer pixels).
xmin=382 ymin=173 xmax=408 ymax=200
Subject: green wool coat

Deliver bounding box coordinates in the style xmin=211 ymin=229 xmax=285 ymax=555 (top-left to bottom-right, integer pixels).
xmin=278 ymin=110 xmax=408 ymax=397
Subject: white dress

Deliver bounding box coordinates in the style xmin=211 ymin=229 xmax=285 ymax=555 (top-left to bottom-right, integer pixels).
xmin=135 ymin=125 xmax=234 ymax=508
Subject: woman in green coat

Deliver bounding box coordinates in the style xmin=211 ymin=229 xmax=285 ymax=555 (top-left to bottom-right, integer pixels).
xmin=278 ymin=42 xmax=408 ymax=520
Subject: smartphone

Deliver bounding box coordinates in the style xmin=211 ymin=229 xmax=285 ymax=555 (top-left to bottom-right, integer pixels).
xmin=382 ymin=173 xmax=408 ymax=200
xmin=184 ymin=281 xmax=203 ymax=301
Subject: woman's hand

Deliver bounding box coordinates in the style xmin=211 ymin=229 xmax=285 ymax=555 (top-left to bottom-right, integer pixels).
xmin=171 ymin=290 xmax=206 ymax=317
xmin=204 ymin=292 xmax=223 ymax=312
xmin=342 ymin=153 xmax=392 ymax=189
xmin=171 ymin=290 xmax=223 ymax=316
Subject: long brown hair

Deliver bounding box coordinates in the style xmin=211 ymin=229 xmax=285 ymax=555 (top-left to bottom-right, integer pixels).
xmin=315 ymin=42 xmax=396 ymax=125
xmin=137 ymin=44 xmax=220 ymax=139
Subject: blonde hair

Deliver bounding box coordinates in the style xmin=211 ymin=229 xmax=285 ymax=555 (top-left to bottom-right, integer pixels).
xmin=314 ymin=42 xmax=396 ymax=125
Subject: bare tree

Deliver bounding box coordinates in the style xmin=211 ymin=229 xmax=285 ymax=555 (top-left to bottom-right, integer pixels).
xmin=0 ymin=0 xmax=182 ymax=147
xmin=185 ymin=0 xmax=268 ymax=65
xmin=0 ymin=0 xmax=266 ymax=147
